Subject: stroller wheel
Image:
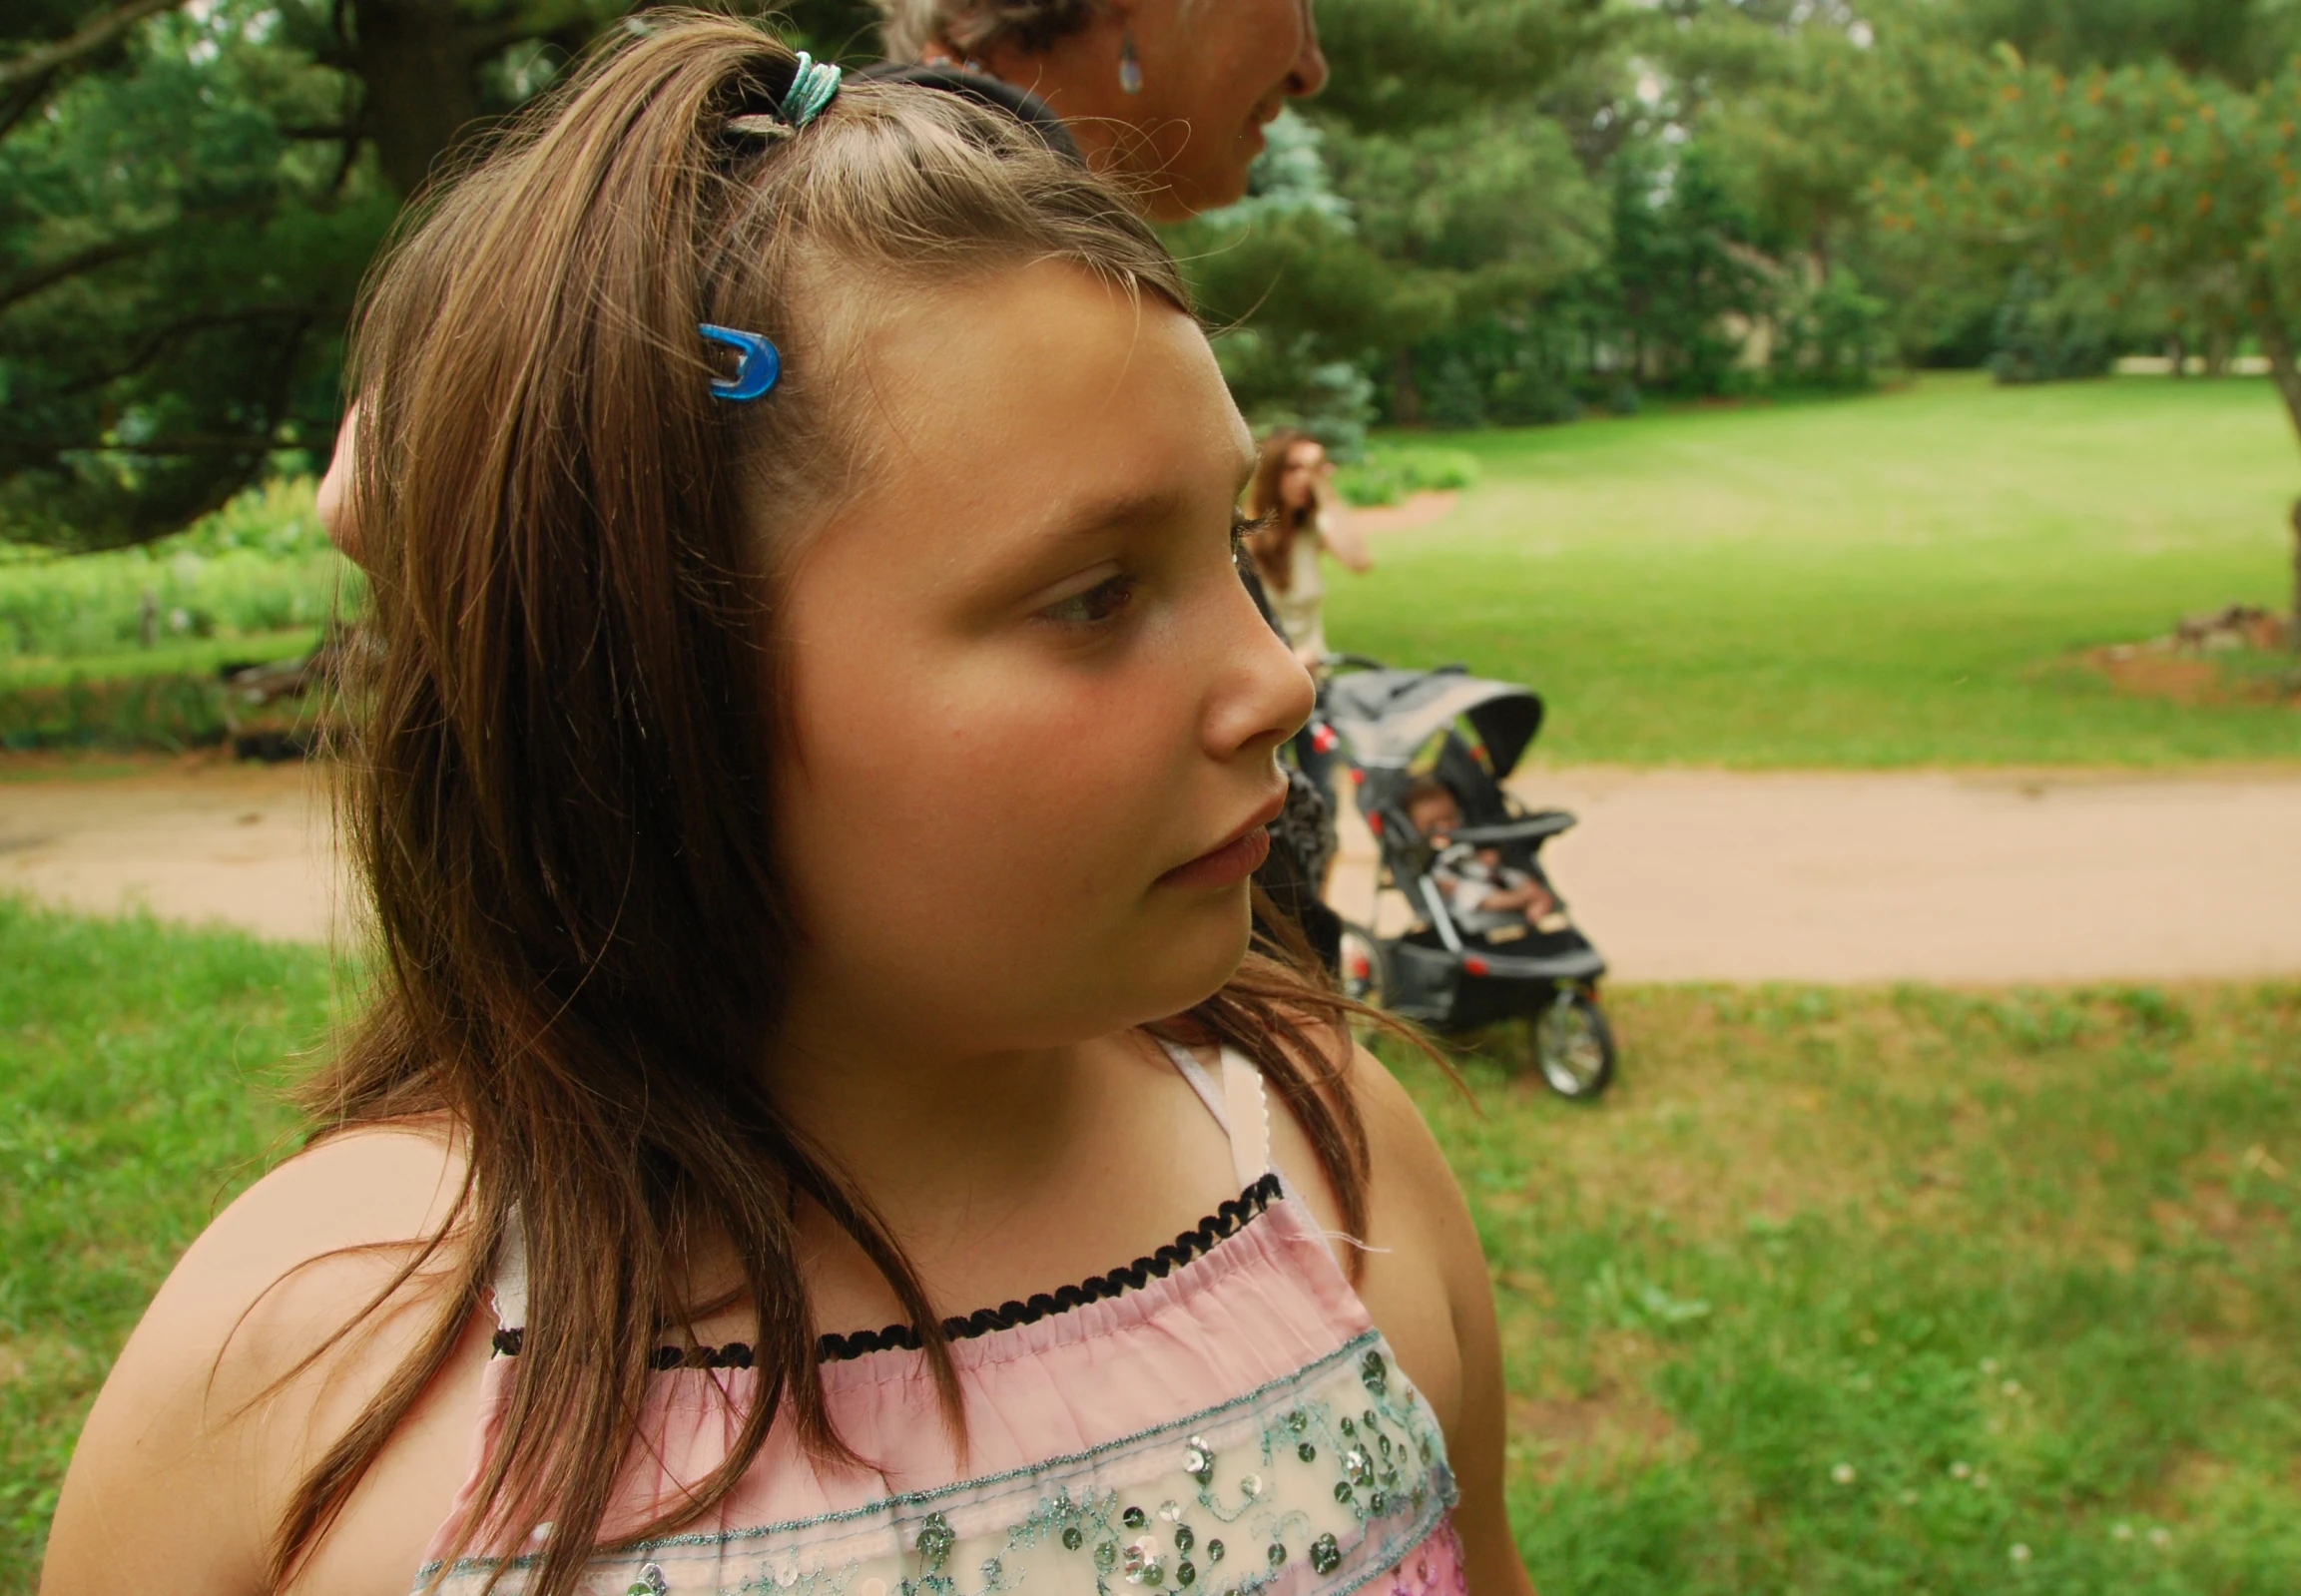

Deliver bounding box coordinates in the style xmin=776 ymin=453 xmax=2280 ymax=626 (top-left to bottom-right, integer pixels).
xmin=1533 ymin=988 xmax=1615 ymax=1100
xmin=1337 ymin=922 xmax=1389 ymax=1006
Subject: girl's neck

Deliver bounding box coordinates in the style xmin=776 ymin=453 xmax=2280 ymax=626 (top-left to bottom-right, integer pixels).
xmin=747 ymin=1022 xmax=1237 ymax=1330
xmin=760 ymin=1020 xmax=1120 ymax=1235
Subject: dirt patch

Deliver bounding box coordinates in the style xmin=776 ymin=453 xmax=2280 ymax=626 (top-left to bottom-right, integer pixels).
xmin=2071 ymin=604 xmax=2300 ymax=708
xmin=1509 ymin=1389 xmax=1684 ymax=1481
xmin=2077 ymin=644 xmax=2298 ymax=707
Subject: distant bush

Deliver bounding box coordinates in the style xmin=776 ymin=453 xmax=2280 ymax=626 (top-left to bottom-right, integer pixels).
xmin=0 ymin=478 xmax=359 ymax=660
xmin=1989 ymin=269 xmax=2112 ymax=385
xmin=1424 ymin=357 xmax=1489 ymax=430
xmin=0 ymin=673 xmax=230 ymax=752
xmin=1488 ymin=369 xmax=1583 ymax=425
xmin=1771 ymin=267 xmax=1892 ymax=389
xmin=1337 ymin=447 xmax=1481 ymax=507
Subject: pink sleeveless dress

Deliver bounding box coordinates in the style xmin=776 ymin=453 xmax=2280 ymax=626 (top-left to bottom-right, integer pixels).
xmin=417 ymin=1046 xmax=1466 ymax=1596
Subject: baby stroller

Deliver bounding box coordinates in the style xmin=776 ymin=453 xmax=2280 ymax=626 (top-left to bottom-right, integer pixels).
xmin=1313 ymin=660 xmax=1615 ymax=1099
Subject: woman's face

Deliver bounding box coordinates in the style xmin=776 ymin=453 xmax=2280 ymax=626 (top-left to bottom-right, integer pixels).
xmin=1279 ymin=439 xmax=1325 ymax=510
xmin=1135 ymin=0 xmax=1328 ymax=217
xmin=772 ymin=264 xmax=1313 ymax=1058
xmin=990 ymin=0 xmax=1328 ymax=222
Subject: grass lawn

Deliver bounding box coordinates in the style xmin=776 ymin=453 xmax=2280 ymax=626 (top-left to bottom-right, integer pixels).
xmin=0 ymin=901 xmax=322 ymax=1590
xmin=5 ymin=903 xmax=2297 ymax=1592
xmin=1399 ymin=987 xmax=2301 ymax=1593
xmin=1326 ymin=373 xmax=2301 ymax=767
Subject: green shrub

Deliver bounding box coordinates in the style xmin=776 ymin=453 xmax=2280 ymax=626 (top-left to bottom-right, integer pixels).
xmin=0 ymin=479 xmax=361 ymax=661
xmin=0 ymin=674 xmax=230 ymax=753
xmin=1337 ymin=446 xmax=1482 ymax=507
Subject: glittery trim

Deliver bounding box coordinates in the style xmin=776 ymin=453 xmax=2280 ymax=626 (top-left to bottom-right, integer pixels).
xmin=488 ymin=1171 xmax=1284 ymax=1368
xmin=417 ymin=1325 xmax=1461 ymax=1593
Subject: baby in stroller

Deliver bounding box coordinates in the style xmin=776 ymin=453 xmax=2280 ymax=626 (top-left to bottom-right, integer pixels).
xmin=1402 ymin=776 xmax=1570 ymax=942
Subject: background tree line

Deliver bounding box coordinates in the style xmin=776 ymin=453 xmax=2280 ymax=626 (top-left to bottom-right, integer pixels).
xmin=7 ymin=0 xmax=2301 ymax=551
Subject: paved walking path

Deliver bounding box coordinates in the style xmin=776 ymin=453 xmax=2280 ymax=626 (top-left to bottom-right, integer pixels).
xmin=5 ymin=761 xmax=2297 ymax=982
xmin=1 ymin=763 xmax=348 ymax=944
xmin=1324 ymin=764 xmax=2301 ymax=983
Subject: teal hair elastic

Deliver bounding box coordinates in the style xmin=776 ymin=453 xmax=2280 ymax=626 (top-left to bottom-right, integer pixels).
xmin=780 ymin=51 xmax=842 ymax=129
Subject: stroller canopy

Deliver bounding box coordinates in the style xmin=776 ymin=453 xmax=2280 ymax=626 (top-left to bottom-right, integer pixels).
xmin=1322 ymin=667 xmax=1544 ymax=782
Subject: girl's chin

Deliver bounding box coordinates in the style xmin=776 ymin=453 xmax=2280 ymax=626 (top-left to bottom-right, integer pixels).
xmin=1129 ymin=899 xmax=1256 ymax=1019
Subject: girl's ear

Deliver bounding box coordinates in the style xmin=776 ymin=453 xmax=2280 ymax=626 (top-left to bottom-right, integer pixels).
xmin=317 ymin=400 xmax=366 ymax=568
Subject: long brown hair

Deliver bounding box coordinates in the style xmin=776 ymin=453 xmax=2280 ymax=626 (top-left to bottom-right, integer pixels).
xmin=284 ymin=17 xmax=1383 ymax=1594
xmin=1244 ymin=425 xmax=1318 ymax=593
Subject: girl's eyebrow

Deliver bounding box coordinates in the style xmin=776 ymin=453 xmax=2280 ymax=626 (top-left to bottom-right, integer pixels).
xmin=1040 ymin=483 xmax=1194 ymax=541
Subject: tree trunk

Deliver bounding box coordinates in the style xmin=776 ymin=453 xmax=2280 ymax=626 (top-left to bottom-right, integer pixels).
xmin=2167 ymin=331 xmax=2186 ymax=377
xmin=2251 ymin=275 xmax=2301 ymax=645
xmin=1390 ymin=346 xmax=1422 ymax=425
xmin=2290 ymin=499 xmax=2301 ymax=649
xmin=353 ymin=0 xmax=488 ymax=197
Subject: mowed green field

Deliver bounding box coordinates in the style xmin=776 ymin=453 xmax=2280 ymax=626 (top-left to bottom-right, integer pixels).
xmin=5 ymin=899 xmax=2297 ymax=1593
xmin=1325 ymin=374 xmax=2301 ymax=767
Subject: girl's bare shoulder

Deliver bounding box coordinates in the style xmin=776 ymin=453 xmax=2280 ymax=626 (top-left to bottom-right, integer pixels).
xmin=42 ymin=1119 xmax=476 ymax=1596
xmin=151 ymin=1116 xmax=475 ymax=1376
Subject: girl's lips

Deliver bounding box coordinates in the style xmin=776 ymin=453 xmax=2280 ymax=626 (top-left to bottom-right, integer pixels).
xmin=1158 ymin=824 xmax=1273 ymax=891
xmin=1158 ymin=792 xmax=1286 ymax=890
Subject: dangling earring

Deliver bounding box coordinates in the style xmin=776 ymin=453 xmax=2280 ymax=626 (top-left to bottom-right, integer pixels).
xmin=1118 ymin=24 xmax=1144 ymax=94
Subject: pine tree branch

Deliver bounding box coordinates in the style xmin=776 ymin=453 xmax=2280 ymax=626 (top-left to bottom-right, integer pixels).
xmin=0 ymin=0 xmax=192 ymax=93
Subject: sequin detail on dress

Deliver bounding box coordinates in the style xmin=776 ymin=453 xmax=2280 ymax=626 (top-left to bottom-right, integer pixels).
xmin=420 ymin=1334 xmax=1456 ymax=1596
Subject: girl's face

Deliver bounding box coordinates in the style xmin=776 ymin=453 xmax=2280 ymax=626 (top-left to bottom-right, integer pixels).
xmin=1280 ymin=439 xmax=1325 ymax=509
xmin=773 ymin=264 xmax=1313 ymax=1056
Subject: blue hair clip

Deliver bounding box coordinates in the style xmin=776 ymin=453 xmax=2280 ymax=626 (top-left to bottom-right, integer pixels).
xmin=781 ymin=51 xmax=842 ymax=130
xmin=699 ymin=322 xmax=781 ymax=402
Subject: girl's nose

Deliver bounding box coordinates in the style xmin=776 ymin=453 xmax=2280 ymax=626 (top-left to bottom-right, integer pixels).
xmin=1207 ymin=580 xmax=1316 ymax=762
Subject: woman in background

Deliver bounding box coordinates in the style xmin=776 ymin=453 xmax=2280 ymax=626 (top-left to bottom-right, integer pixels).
xmin=1245 ymin=426 xmax=1374 ymax=671
xmin=873 ymin=0 xmax=1329 ymax=220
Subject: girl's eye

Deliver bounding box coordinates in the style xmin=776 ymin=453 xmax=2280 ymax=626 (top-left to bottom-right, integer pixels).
xmin=1038 ymin=572 xmax=1138 ymax=627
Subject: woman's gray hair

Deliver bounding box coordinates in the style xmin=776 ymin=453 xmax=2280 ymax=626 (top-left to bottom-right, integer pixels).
xmin=875 ymin=0 xmax=1101 ymax=60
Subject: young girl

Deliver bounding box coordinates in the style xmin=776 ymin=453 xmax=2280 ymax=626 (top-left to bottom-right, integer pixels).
xmin=42 ymin=20 xmax=1530 ymax=1596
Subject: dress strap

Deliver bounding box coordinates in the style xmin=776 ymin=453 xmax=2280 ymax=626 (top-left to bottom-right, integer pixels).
xmin=1165 ymin=1041 xmax=1227 ymax=1129
xmin=491 ymin=1203 xmax=529 ymax=1330
xmin=1158 ymin=1039 xmax=1274 ymax=1191
xmin=1219 ymin=1051 xmax=1274 ymax=1190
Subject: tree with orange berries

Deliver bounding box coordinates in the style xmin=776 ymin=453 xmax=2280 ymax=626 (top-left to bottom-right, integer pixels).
xmin=1916 ymin=48 xmax=2301 ymax=631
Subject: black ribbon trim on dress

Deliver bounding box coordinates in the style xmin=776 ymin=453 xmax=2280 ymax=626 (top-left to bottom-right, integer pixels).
xmin=488 ymin=1172 xmax=1284 ymax=1367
